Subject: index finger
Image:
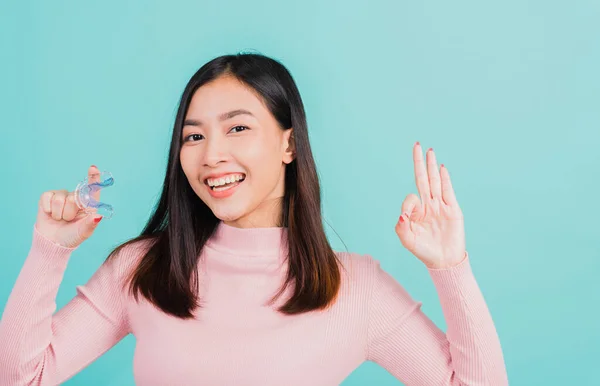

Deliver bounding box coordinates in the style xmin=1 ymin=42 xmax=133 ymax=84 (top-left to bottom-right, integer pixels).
xmin=413 ymin=142 xmax=431 ymax=201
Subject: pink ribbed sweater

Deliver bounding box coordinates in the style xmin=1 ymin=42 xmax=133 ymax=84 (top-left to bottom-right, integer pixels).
xmin=0 ymin=222 xmax=507 ymax=385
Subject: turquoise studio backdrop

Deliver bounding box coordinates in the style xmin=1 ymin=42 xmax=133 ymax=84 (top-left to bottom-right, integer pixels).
xmin=1 ymin=1 xmax=599 ymax=385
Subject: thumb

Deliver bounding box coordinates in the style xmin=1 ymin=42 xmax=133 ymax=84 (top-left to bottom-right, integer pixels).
xmin=79 ymin=214 xmax=103 ymax=240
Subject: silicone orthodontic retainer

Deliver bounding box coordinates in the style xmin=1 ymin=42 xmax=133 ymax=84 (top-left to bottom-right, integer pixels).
xmin=74 ymin=170 xmax=115 ymax=219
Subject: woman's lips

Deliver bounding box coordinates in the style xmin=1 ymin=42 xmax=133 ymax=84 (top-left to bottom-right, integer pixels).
xmin=206 ymin=178 xmax=244 ymax=199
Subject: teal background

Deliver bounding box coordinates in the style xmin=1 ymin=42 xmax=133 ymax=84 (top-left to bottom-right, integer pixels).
xmin=1 ymin=0 xmax=599 ymax=385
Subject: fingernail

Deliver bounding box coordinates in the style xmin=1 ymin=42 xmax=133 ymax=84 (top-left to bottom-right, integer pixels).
xmin=428 ymin=147 xmax=433 ymax=152
xmin=441 ymin=163 xmax=445 ymax=168
xmin=415 ymin=141 xmax=420 ymax=146
xmin=399 ymin=215 xmax=405 ymax=223
xmin=93 ymin=216 xmax=103 ymax=223
xmin=91 ymin=165 xmax=97 ymax=168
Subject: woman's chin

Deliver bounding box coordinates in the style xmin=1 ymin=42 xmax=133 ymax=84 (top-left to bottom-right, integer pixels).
xmin=211 ymin=208 xmax=246 ymax=224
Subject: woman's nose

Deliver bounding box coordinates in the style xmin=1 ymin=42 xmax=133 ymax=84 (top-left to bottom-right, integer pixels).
xmin=202 ymin=137 xmax=228 ymax=167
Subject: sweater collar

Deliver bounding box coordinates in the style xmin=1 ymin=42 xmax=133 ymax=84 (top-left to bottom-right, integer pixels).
xmin=205 ymin=221 xmax=288 ymax=263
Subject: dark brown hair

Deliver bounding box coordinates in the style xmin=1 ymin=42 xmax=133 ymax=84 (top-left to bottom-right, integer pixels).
xmin=106 ymin=53 xmax=342 ymax=319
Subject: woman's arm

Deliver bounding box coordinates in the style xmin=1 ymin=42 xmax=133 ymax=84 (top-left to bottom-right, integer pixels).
xmin=0 ymin=226 xmax=132 ymax=385
xmin=366 ymin=254 xmax=508 ymax=385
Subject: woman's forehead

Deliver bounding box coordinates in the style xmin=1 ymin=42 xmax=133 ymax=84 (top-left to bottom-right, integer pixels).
xmin=187 ymin=78 xmax=269 ymax=121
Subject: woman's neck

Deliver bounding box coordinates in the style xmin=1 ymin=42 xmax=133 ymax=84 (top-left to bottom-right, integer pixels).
xmin=222 ymin=200 xmax=284 ymax=229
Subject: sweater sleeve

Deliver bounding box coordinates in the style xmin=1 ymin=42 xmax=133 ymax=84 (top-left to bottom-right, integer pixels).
xmin=366 ymin=253 xmax=508 ymax=385
xmin=0 ymin=225 xmax=133 ymax=386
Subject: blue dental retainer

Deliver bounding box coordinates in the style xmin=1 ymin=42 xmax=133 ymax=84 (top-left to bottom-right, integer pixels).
xmin=74 ymin=170 xmax=115 ymax=219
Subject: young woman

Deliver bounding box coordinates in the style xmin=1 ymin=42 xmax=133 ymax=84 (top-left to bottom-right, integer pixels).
xmin=0 ymin=53 xmax=508 ymax=385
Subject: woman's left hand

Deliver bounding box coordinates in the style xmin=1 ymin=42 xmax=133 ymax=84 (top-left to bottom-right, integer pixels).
xmin=395 ymin=142 xmax=467 ymax=269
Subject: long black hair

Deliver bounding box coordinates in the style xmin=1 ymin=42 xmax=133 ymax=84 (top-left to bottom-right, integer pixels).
xmin=106 ymin=53 xmax=341 ymax=318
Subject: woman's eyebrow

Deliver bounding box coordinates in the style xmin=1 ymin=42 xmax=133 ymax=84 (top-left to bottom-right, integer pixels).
xmin=183 ymin=109 xmax=255 ymax=127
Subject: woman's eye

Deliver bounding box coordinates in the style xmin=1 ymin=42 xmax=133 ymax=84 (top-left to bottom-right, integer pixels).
xmin=229 ymin=125 xmax=249 ymax=133
xmin=184 ymin=134 xmax=204 ymax=142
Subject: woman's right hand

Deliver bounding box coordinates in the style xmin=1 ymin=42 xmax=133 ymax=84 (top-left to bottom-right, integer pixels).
xmin=35 ymin=165 xmax=104 ymax=249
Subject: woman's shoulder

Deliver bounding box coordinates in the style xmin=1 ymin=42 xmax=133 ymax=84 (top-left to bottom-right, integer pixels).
xmin=333 ymin=250 xmax=382 ymax=284
xmin=332 ymin=250 xmax=421 ymax=317
xmin=102 ymin=236 xmax=157 ymax=278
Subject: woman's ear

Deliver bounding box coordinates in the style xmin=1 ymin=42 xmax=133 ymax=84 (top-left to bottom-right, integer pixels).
xmin=283 ymin=128 xmax=296 ymax=164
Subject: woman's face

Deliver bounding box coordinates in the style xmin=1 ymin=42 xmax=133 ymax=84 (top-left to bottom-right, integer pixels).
xmin=180 ymin=75 xmax=295 ymax=228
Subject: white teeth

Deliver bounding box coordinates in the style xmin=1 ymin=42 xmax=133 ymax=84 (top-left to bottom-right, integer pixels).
xmin=213 ymin=184 xmax=234 ymax=192
xmin=207 ymin=174 xmax=245 ymax=187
